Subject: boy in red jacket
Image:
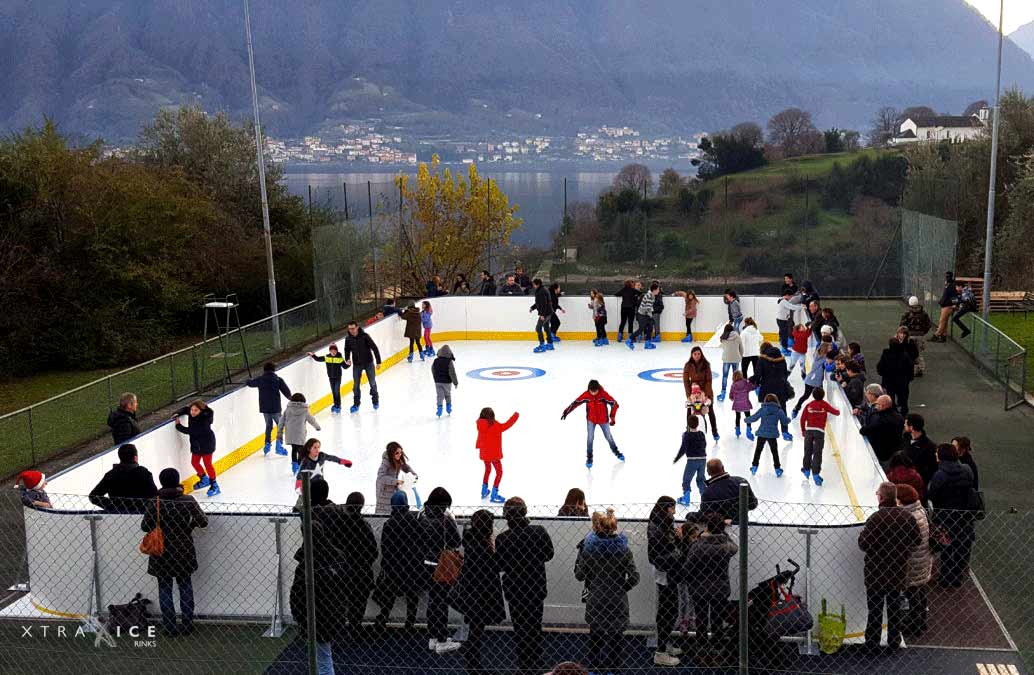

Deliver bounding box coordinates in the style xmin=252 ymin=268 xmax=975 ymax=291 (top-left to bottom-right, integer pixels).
xmin=799 ymin=387 xmax=840 ymax=486
xmin=561 ymin=379 xmax=623 ymax=469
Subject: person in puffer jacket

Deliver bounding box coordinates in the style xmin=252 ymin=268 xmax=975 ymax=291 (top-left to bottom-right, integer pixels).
xmin=896 ymin=484 xmax=932 ymax=638
xmin=745 ymin=394 xmax=790 ymax=477
xmin=562 ymin=380 xmax=621 ymax=468
xmin=375 ymin=442 xmax=418 ymax=514
xmin=431 ymin=345 xmax=458 ymax=417
xmin=900 ymin=296 xmax=933 ymax=377
xmin=283 ymin=393 xmax=321 ymax=474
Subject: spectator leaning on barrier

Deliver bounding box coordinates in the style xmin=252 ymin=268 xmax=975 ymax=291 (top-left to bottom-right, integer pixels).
xmin=452 ymin=509 xmax=506 ymax=674
xmin=478 ymin=270 xmax=496 ymax=296
xmin=498 ymin=274 xmax=523 ymax=296
xmin=857 ymin=481 xmax=920 ymax=654
xmin=108 ymin=392 xmax=141 ymax=445
xmin=886 ymin=452 xmax=926 ymax=506
xmin=290 ymin=503 xmax=343 ymax=675
xmin=89 ymin=443 xmax=157 ymax=513
xmin=859 ymin=395 xmax=904 ymax=466
xmin=647 ymin=496 xmax=684 ymax=667
xmin=422 ymin=487 xmax=462 ymax=654
xmin=558 ymin=488 xmax=589 ymax=517
xmin=685 ymin=511 xmax=738 ymax=646
xmin=496 ymin=496 xmax=555 ymax=674
xmin=928 ymin=443 xmax=977 ymax=589
xmin=373 ymin=490 xmax=427 ymax=632
xmin=322 ymin=492 xmax=379 ymax=632
xmin=700 ymin=458 xmax=757 ymax=524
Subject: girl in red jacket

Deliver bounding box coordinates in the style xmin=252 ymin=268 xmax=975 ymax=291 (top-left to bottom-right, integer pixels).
xmin=561 ymin=379 xmax=623 ymax=469
xmin=476 ymin=408 xmax=519 ymax=503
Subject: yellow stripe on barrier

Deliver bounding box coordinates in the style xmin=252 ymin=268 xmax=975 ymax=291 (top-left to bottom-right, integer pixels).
xmin=826 ymin=424 xmax=866 ymax=523
xmin=30 ymin=599 xmax=87 ymax=619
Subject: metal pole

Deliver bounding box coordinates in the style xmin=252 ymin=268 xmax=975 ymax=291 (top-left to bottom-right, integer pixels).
xmin=487 ymin=179 xmax=492 ymax=275
xmin=738 ymin=483 xmax=749 ymax=674
xmin=397 ymin=180 xmax=404 ymax=298
xmin=982 ymin=0 xmax=1004 ymax=324
xmin=343 ymin=182 xmax=349 ymax=221
xmin=369 ymin=181 xmax=379 ymax=305
xmin=797 ymin=529 xmax=820 ymax=655
xmin=263 ymin=517 xmax=288 ymax=638
xmin=244 ymin=0 xmax=280 ymax=349
xmin=300 ymin=472 xmax=318 ymax=674
xmin=563 ymin=177 xmax=568 ymax=284
xmin=804 ymin=179 xmax=810 ymax=279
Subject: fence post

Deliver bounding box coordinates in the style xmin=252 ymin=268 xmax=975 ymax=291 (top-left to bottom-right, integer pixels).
xmin=169 ymin=354 xmax=177 ymax=402
xmin=369 ymin=181 xmax=379 ymax=306
xmin=191 ymin=345 xmax=201 ymax=395
xmin=27 ymin=407 xmax=37 ymax=467
xmin=106 ymin=377 xmax=113 ymax=411
xmin=738 ymin=483 xmax=749 ymax=674
xmin=300 ymin=472 xmax=318 ymax=674
xmin=263 ymin=517 xmax=288 ymax=638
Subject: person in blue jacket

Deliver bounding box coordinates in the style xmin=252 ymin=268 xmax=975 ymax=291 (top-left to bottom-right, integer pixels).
xmin=308 ymin=344 xmax=346 ymax=413
xmin=746 ymin=394 xmax=790 ymax=477
xmin=246 ymin=362 xmax=292 ymax=456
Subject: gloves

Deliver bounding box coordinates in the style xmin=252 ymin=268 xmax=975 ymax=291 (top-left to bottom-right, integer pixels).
xmin=340 ymin=459 xmax=353 ymax=468
xmin=560 ymin=412 xmax=568 ymax=421
xmin=609 ymin=418 xmax=617 ymax=427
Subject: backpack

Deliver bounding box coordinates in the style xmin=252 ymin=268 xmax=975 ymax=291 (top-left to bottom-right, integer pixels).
xmin=960 ymin=287 xmax=976 ymax=311
xmin=107 ymin=593 xmax=151 ymax=633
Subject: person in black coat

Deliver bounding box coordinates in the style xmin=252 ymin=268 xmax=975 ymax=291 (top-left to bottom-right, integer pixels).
xmin=141 ymin=468 xmax=208 ymax=635
xmin=290 ymin=517 xmax=345 ymax=673
xmin=374 ymin=490 xmax=428 ymax=630
xmin=859 ymin=395 xmax=905 ymax=464
xmin=646 ymin=497 xmax=684 ymax=665
xmin=495 ymin=497 xmax=555 ymax=674
xmin=927 ymin=444 xmax=978 ymax=588
xmin=877 ymin=337 xmax=915 ymax=415
xmin=452 ymin=509 xmax=506 ymax=673
xmin=174 ymin=399 xmax=221 ymax=496
xmin=246 ymin=362 xmax=292 ymax=454
xmin=530 ymin=279 xmax=555 ymax=351
xmin=107 ymin=392 xmax=141 ymax=445
xmin=903 ymin=414 xmax=938 ymax=487
xmin=344 ymin=322 xmax=382 ymax=412
xmin=422 ymin=487 xmax=462 ymax=652
xmin=751 ymin=343 xmax=792 ymax=439
xmin=700 ymin=459 xmax=757 ymax=524
xmin=684 ymin=512 xmax=738 ymax=644
xmin=89 ymin=444 xmax=157 ymax=513
xmin=315 ymin=491 xmax=378 ymax=631
xmin=478 ymin=270 xmax=496 ymax=296
xmin=615 ymin=280 xmax=642 ymax=341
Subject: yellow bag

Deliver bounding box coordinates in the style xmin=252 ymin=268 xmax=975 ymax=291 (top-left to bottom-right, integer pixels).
xmin=816 ymin=597 xmax=846 ymax=655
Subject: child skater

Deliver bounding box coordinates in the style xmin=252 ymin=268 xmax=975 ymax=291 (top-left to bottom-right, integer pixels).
xmin=174 ymin=399 xmax=220 ymax=497
xmin=589 ymin=289 xmax=609 ymax=346
xmin=307 ymin=343 xmax=346 ymax=412
xmin=283 ymin=393 xmax=321 ymax=475
xmin=746 ymin=394 xmax=790 ymax=477
xmin=476 ymin=408 xmax=519 ymax=503
xmin=421 ymin=301 xmax=435 ymax=357
xmin=295 ymin=438 xmax=352 ymax=490
xmin=561 ymin=379 xmax=622 ymax=469
xmin=799 ymin=388 xmax=840 ymax=486
xmin=789 ymin=323 xmax=811 ymax=377
xmin=717 ymin=323 xmax=742 ymax=402
xmin=728 ymin=371 xmax=754 ymax=440
xmin=432 ymin=345 xmax=458 ymax=417
xmin=740 ymin=318 xmax=762 ymax=379
xmin=673 ymin=415 xmax=706 ymax=506
xmin=686 ymin=384 xmax=712 ymax=436
xmin=401 ymin=304 xmax=424 ymax=362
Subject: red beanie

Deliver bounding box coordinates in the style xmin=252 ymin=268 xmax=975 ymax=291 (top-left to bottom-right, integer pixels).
xmin=18 ymin=470 xmax=45 ymax=490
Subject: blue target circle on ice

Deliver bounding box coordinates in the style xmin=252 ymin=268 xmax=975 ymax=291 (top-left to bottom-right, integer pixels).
xmin=638 ymin=368 xmax=720 ymax=383
xmin=467 ymin=367 xmax=546 ymax=381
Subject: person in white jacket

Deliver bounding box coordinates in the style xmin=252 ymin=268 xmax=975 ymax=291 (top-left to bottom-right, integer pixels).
xmin=739 ymin=318 xmax=762 ymax=380
xmin=775 ymin=293 xmax=802 ymax=355
xmin=282 ymin=393 xmax=321 ymax=475
xmin=717 ymin=324 xmax=742 ymax=402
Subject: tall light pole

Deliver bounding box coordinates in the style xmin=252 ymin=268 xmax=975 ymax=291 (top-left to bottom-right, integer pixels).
xmin=244 ymin=0 xmax=281 ymax=348
xmin=982 ymin=0 xmax=1004 ymax=324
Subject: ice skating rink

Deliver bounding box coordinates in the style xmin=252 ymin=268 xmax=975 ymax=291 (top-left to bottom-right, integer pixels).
xmin=178 ymin=340 xmax=880 ymax=522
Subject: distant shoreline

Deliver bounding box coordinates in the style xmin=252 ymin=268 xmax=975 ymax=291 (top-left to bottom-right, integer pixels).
xmin=281 ymin=160 xmax=699 ymax=174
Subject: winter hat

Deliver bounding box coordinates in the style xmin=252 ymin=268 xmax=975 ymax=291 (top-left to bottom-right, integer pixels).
xmin=17 ymin=470 xmax=44 ymax=490
xmin=158 ymin=468 xmax=180 ymax=488
xmin=908 ymin=296 xmax=920 ymax=307
xmin=390 ymin=490 xmax=409 ymax=511
xmin=820 ymin=324 xmax=833 ymax=336
xmin=427 ymin=486 xmax=453 ymax=509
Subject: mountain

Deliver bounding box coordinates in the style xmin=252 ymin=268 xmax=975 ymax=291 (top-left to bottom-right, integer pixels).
xmin=1012 ymin=20 xmax=1034 ymax=60
xmin=2 ymin=0 xmax=1034 ymax=143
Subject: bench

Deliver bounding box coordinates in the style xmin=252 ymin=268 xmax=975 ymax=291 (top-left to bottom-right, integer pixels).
xmin=996 ymin=290 xmax=1034 ymax=317
xmin=989 ymin=291 xmax=1026 ymax=313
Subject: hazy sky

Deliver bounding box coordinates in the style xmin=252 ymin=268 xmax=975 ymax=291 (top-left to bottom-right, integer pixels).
xmin=966 ymin=0 xmax=1034 ymax=34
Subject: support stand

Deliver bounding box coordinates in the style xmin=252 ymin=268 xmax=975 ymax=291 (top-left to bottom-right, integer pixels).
xmin=83 ymin=515 xmax=115 ymax=647
xmin=201 ymin=294 xmax=250 ymax=389
xmin=797 ymin=528 xmax=820 ymax=655
xmin=263 ymin=517 xmax=288 ymax=638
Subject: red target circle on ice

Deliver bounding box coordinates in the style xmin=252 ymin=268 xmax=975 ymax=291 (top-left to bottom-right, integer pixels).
xmin=493 ymin=370 xmax=520 ymax=376
xmin=466 ymin=367 xmax=546 ymax=381
xmin=662 ymin=372 xmax=682 ymax=379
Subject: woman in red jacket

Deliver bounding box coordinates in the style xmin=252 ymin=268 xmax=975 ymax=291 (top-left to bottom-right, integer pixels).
xmin=476 ymin=408 xmax=519 ymax=504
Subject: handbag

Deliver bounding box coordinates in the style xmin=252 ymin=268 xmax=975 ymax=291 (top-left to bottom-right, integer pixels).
xmin=431 ymin=518 xmax=463 ymax=585
xmin=107 ymin=593 xmax=151 ymax=633
xmin=929 ymin=523 xmax=952 ymax=550
xmin=766 ymin=581 xmax=813 ymax=636
xmin=139 ymin=497 xmax=164 ymax=556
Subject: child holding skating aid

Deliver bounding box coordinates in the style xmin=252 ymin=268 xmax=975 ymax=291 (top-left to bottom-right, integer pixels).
xmin=475 ymin=408 xmax=519 ymax=503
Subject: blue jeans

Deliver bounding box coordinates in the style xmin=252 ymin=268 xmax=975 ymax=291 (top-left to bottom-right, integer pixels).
xmin=535 ymin=315 xmax=554 ymax=345
xmin=721 ymin=362 xmax=739 ymax=392
xmin=157 ymin=575 xmax=194 ymax=632
xmin=732 ymin=317 xmax=743 ymax=333
xmin=316 ymin=641 xmax=335 ymax=675
xmin=586 ymin=421 xmax=618 ymax=461
xmin=788 ymin=350 xmax=806 ymax=375
xmin=682 ymin=458 xmax=707 ymax=494
xmin=352 ymin=363 xmax=379 ymax=406
xmin=263 ymin=412 xmax=283 ymax=445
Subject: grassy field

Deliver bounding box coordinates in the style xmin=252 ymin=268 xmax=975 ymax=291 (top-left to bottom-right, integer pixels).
xmin=721 ymin=148 xmax=891 ymax=182
xmin=989 ymin=312 xmax=1034 ymax=391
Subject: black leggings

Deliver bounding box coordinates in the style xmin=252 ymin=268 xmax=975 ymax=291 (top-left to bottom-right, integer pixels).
xmin=618 ymin=307 xmax=635 ymax=335
xmin=588 ymin=629 xmax=622 ymax=672
xmin=795 ymin=384 xmax=815 ymax=412
xmin=290 ymin=444 xmax=304 ymax=464
xmin=656 ymin=583 xmax=679 ymax=652
xmin=549 ymin=313 xmax=561 ymax=336
xmin=735 ymin=409 xmax=752 ymax=428
xmin=752 ymin=437 xmax=780 ymax=469
xmin=741 ymin=355 xmax=758 ymax=379
xmin=594 ymin=317 xmax=607 ymax=340
xmin=685 ymin=317 xmax=694 ymax=337
xmin=408 ymin=336 xmax=422 ymax=355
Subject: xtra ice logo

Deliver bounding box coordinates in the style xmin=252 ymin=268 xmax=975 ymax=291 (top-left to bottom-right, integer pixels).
xmin=21 ymin=621 xmax=157 ymax=649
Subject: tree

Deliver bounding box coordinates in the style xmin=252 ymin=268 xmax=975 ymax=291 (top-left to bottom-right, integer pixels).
xmin=658 ymin=168 xmax=682 ymax=197
xmin=695 ymin=130 xmax=766 ymax=180
xmin=767 ymin=107 xmax=819 ymax=157
xmin=900 ymin=106 xmax=938 ymax=122
xmin=842 ymin=130 xmax=861 ymax=152
xmin=823 ymin=128 xmax=845 ymax=153
xmin=963 ymin=99 xmax=990 ymax=117
xmin=730 ymin=122 xmax=764 ymax=148
xmin=613 ymin=163 xmax=653 ymax=195
xmin=868 ymin=106 xmax=901 ymax=147
xmin=391 ymin=156 xmax=521 ymax=293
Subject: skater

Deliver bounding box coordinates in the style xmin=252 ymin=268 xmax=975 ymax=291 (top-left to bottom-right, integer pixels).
xmin=793 ymin=343 xmax=830 ymax=417
xmin=900 ymin=296 xmax=932 ymax=377
xmin=431 ymin=345 xmax=458 ymax=417
xmin=628 ymin=282 xmax=660 ymax=349
xmin=530 ymin=279 xmax=556 ymax=353
xmin=673 ymin=415 xmax=707 ymax=507
xmin=723 ymin=289 xmax=743 ymax=332
xmin=615 ymin=279 xmax=642 ymax=342
xmin=589 ymin=289 xmax=608 ymax=345
xmin=561 ymin=379 xmax=622 ymax=468
xmin=673 ymin=289 xmax=699 ymax=342
xmin=15 ymin=470 xmax=50 ymax=508
xmin=294 ymin=438 xmax=353 ymax=489
xmin=650 ymin=280 xmax=664 ymax=343
xmin=775 ymin=292 xmax=802 ymax=354
xmin=728 ymin=371 xmax=754 ymax=440
xmin=683 ymin=346 xmax=719 ymax=440
xmin=283 ymin=393 xmax=321 ymax=475
xmin=752 ymin=343 xmax=793 ymax=441
xmin=717 ymin=323 xmax=742 ymax=401
xmin=375 ymin=442 xmax=419 ymax=515
xmin=307 ymin=344 xmax=346 ymax=412
xmin=344 ymin=321 xmax=382 ymax=413
xmin=476 ymin=408 xmax=519 ymax=503
xmin=799 ymin=388 xmax=840 ymax=485
xmin=740 ymin=317 xmax=762 ymax=378
xmin=746 ymin=394 xmax=790 ymax=476
xmin=548 ymin=282 xmax=566 ymax=341
xmin=401 ymin=304 xmax=424 ymax=362
xmin=246 ymin=362 xmax=292 ymax=456
xmin=173 ymin=399 xmax=220 ymax=497
xmin=788 ymin=323 xmax=811 ymax=376
xmin=420 ymin=301 xmax=435 ymax=356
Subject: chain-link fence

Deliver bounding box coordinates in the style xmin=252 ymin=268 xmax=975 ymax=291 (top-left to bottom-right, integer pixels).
xmin=2 ymin=480 xmax=1029 ymax=674
xmin=949 ymin=311 xmax=1029 ymax=410
xmin=900 ymin=208 xmax=959 ymax=320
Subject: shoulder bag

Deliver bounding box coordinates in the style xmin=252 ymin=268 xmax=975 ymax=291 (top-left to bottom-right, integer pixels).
xmin=140 ymin=497 xmax=165 ymax=556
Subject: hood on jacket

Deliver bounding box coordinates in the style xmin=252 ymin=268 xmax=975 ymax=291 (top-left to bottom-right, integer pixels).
xmin=582 ymin=532 xmax=629 ymax=554
xmin=760 ymin=346 xmax=785 ymax=362
xmin=285 ymin=400 xmax=309 ymax=414
xmin=436 ymin=345 xmax=455 ymax=360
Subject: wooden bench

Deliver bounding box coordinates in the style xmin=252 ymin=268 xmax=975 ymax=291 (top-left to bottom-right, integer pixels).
xmin=995 ymin=290 xmax=1034 ymax=317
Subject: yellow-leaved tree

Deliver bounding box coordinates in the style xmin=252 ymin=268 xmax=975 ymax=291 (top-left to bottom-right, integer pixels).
xmin=390 ymin=155 xmax=521 ymax=294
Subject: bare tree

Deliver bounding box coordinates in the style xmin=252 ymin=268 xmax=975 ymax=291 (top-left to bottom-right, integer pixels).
xmin=730 ymin=121 xmax=764 ymax=148
xmin=963 ymin=99 xmax=990 ymax=116
xmin=900 ymin=106 xmax=938 ymax=122
xmin=843 ymin=129 xmax=861 ymax=152
xmin=767 ymin=108 xmax=818 ymax=157
xmin=658 ymin=168 xmax=682 ymax=197
xmin=867 ymin=106 xmax=900 ymax=147
xmin=613 ymin=163 xmax=654 ymax=195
